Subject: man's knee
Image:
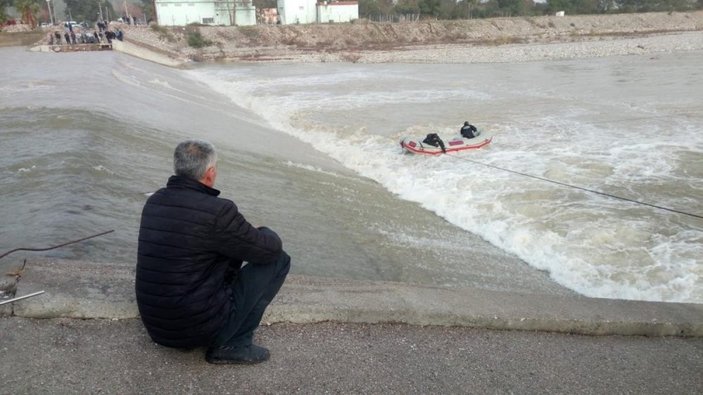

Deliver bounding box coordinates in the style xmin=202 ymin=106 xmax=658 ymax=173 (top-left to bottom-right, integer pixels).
xmin=277 ymin=251 xmax=291 ymax=277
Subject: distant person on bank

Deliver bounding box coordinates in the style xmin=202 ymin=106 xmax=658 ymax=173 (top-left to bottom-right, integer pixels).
xmin=136 ymin=139 xmax=290 ymax=364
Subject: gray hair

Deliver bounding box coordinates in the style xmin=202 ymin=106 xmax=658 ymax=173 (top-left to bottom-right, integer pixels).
xmin=173 ymin=139 xmax=217 ymax=180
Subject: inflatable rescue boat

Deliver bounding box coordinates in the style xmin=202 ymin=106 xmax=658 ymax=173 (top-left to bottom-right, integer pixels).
xmin=400 ymin=131 xmax=492 ymax=155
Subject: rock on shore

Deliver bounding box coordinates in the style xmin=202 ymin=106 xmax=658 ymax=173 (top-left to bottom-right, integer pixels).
xmin=112 ymin=11 xmax=703 ymax=64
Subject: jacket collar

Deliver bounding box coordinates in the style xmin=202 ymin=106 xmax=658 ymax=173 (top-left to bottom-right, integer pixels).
xmin=167 ymin=175 xmax=221 ymax=197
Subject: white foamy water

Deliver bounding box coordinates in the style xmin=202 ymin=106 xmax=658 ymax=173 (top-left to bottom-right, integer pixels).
xmin=188 ymin=54 xmax=703 ymax=303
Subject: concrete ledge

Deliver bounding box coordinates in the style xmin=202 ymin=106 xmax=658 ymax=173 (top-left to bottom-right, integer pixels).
xmin=30 ymin=43 xmax=113 ymax=52
xmin=0 ymin=31 xmax=44 ymax=47
xmin=27 ymin=40 xmax=185 ymax=68
xmin=2 ymin=259 xmax=702 ymax=337
xmin=268 ymin=276 xmax=703 ymax=337
xmin=112 ymin=39 xmax=186 ymax=68
xmin=2 ymin=260 xmax=138 ymax=319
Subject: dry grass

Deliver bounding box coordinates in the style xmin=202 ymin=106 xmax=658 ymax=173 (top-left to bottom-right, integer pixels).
xmin=150 ymin=24 xmax=177 ymax=43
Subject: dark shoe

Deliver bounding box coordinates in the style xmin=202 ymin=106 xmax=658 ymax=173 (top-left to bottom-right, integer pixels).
xmin=205 ymin=344 xmax=270 ymax=365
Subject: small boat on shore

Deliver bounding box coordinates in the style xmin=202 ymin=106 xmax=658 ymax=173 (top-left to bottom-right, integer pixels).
xmin=399 ymin=131 xmax=492 ymax=155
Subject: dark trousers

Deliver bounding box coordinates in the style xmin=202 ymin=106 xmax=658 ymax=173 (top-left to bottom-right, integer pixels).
xmin=212 ymin=251 xmax=290 ymax=348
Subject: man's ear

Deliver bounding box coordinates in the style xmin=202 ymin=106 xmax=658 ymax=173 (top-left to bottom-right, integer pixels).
xmin=201 ymin=166 xmax=216 ymax=187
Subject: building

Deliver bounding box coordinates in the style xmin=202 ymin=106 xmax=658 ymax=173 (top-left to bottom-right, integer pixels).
xmin=277 ymin=0 xmax=316 ymax=25
xmin=155 ymin=0 xmax=256 ymax=26
xmin=316 ymin=1 xmax=358 ymax=23
xmin=277 ymin=0 xmax=358 ymax=25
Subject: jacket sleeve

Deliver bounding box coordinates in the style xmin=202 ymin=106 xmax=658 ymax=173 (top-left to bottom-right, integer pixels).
xmin=214 ymin=201 xmax=283 ymax=264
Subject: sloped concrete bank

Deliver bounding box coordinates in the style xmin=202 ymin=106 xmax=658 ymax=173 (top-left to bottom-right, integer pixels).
xmin=111 ymin=39 xmax=187 ymax=68
xmin=2 ymin=259 xmax=702 ymax=337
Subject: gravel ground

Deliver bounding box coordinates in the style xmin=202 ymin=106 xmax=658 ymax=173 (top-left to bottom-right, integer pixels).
xmin=2 ymin=317 xmax=703 ymax=394
xmin=337 ymin=31 xmax=703 ymax=63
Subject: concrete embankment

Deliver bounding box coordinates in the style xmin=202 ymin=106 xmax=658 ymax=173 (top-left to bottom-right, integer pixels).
xmin=111 ymin=39 xmax=187 ymax=68
xmin=30 ymin=43 xmax=113 ymax=53
xmin=2 ymin=259 xmax=702 ymax=337
xmin=23 ymin=38 xmax=186 ymax=67
xmin=0 ymin=31 xmax=44 ymax=47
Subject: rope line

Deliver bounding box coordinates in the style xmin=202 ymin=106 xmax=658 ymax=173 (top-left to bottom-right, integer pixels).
xmin=0 ymin=230 xmax=115 ymax=261
xmin=446 ymin=154 xmax=703 ymax=220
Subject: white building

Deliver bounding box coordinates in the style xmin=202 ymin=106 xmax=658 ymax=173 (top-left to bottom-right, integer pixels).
xmin=316 ymin=1 xmax=359 ymax=24
xmin=277 ymin=0 xmax=358 ymax=25
xmin=155 ymin=0 xmax=256 ymax=26
xmin=277 ymin=0 xmax=316 ymax=25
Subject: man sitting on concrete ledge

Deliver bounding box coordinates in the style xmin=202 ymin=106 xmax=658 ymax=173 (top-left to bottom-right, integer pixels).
xmin=136 ymin=139 xmax=290 ymax=364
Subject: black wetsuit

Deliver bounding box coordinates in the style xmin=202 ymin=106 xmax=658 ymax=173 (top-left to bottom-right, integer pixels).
xmin=423 ymin=133 xmax=446 ymax=153
xmin=460 ymin=124 xmax=477 ymax=139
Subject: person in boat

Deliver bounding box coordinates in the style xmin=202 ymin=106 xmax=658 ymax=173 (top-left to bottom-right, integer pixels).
xmin=136 ymin=139 xmax=291 ymax=365
xmin=423 ymin=133 xmax=446 ymax=153
xmin=460 ymin=121 xmax=478 ymax=139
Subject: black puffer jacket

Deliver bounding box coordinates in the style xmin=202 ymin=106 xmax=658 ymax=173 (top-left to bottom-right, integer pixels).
xmin=136 ymin=175 xmax=282 ymax=348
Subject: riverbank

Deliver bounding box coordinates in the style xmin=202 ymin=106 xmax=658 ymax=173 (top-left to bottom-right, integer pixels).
xmin=6 ymin=12 xmax=703 ymax=66
xmin=107 ymin=11 xmax=703 ymax=65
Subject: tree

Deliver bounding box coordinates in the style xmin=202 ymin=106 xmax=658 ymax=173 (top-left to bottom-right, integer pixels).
xmin=418 ymin=0 xmax=441 ymax=17
xmin=557 ymin=0 xmax=605 ymax=13
xmin=140 ymin=0 xmax=154 ymax=22
xmin=438 ymin=0 xmax=463 ymax=19
xmin=0 ymin=0 xmax=11 ymax=24
xmin=15 ymin=0 xmax=41 ymax=27
xmin=611 ymin=0 xmax=697 ymax=12
xmin=546 ymin=0 xmax=567 ymax=13
xmin=119 ymin=2 xmax=145 ymax=23
xmin=63 ymin=0 xmax=114 ymax=23
xmin=497 ymin=0 xmax=527 ymax=16
xmin=473 ymin=0 xmax=504 ymax=17
xmin=359 ymin=0 xmax=382 ymax=17
xmin=253 ymin=0 xmax=276 ymax=9
xmin=455 ymin=0 xmax=481 ymax=19
xmin=395 ymin=0 xmax=421 ymax=15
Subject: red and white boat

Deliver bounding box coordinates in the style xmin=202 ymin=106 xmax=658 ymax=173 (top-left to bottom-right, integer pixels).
xmin=400 ymin=131 xmax=492 ymax=155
